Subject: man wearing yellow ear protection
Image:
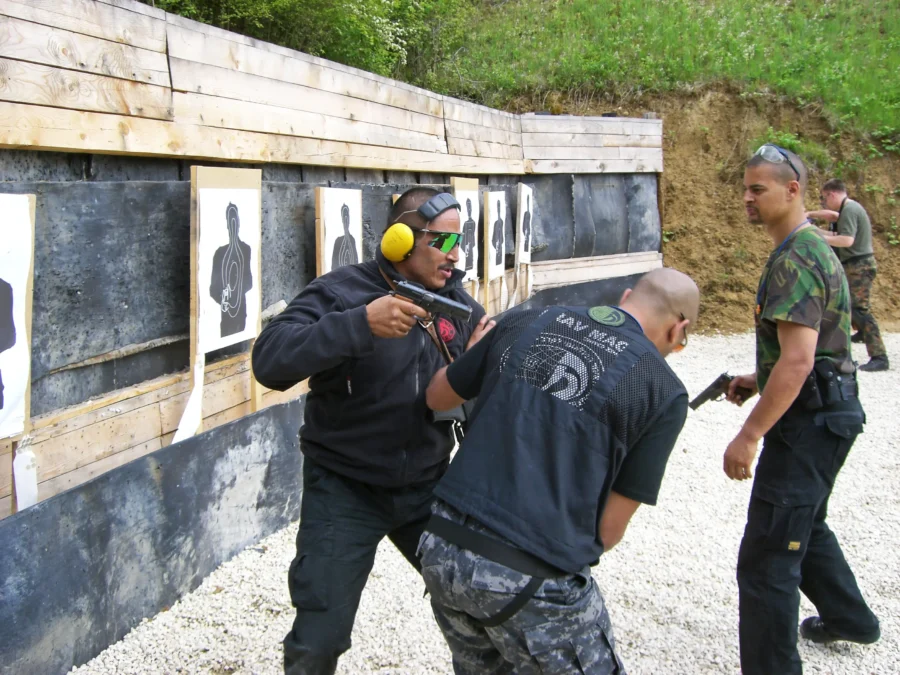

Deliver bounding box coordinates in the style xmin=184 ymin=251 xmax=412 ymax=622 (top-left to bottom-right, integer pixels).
xmin=252 ymin=186 xmax=495 ymax=675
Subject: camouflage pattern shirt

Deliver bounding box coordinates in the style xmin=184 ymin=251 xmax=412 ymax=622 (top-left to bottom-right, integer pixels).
xmin=755 ymin=227 xmax=853 ymax=392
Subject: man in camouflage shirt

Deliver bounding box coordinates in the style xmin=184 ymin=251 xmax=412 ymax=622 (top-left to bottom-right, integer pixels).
xmin=723 ymin=146 xmax=880 ymax=675
xmin=808 ymin=178 xmax=888 ymax=371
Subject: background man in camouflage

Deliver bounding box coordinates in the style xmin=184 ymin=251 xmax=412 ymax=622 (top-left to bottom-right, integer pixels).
xmin=724 ymin=146 xmax=880 ymax=675
xmin=807 ymin=178 xmax=888 ymax=371
xmin=420 ymin=267 xmax=699 ymax=674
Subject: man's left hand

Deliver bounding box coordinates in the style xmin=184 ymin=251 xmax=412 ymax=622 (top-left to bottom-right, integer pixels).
xmin=466 ymin=314 xmax=496 ymax=350
xmin=724 ymin=431 xmax=759 ymax=481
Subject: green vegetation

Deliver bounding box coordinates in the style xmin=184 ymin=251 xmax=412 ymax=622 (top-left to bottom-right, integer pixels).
xmin=149 ymin=0 xmax=898 ymax=143
xmin=150 ymin=0 xmax=473 ymax=87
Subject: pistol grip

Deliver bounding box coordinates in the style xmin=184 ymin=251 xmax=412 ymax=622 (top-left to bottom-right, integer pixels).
xmin=735 ymin=386 xmax=754 ymax=401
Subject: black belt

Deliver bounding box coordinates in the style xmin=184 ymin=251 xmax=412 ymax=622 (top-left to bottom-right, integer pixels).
xmin=426 ymin=514 xmax=565 ymax=627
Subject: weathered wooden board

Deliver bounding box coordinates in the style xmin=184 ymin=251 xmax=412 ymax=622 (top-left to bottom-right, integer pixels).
xmin=97 ymin=0 xmax=166 ymax=20
xmin=523 ymin=146 xmax=662 ymax=161
xmin=444 ymin=120 xmax=523 ymax=148
xmin=447 ymin=137 xmax=524 ymax=161
xmin=521 ymin=132 xmax=662 ymax=147
xmin=30 ymin=403 xmax=163 ymax=484
xmin=173 ymin=91 xmax=446 ymax=153
xmin=442 ymin=98 xmax=520 ymax=134
xmin=0 ymin=0 xmax=167 ymax=52
xmin=166 ymin=23 xmax=443 ymax=119
xmin=0 ymin=15 xmax=171 ymax=86
xmin=168 ymin=58 xmax=445 ymax=139
xmin=531 ymin=251 xmax=662 ymax=291
xmin=0 ymin=57 xmax=173 ymax=119
xmin=0 ymin=102 xmax=523 ymax=173
xmin=526 ymin=158 xmax=663 ymax=174
xmin=164 ymin=12 xmax=442 ymax=112
xmin=520 ymin=114 xmax=662 ymax=136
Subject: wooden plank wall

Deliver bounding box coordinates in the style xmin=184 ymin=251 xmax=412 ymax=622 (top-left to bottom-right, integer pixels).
xmin=531 ymin=252 xmax=663 ymax=293
xmin=0 ymin=0 xmax=661 ymax=174
xmin=521 ymin=114 xmax=664 ymax=174
xmin=0 ymin=0 xmax=666 ymax=518
xmin=0 ymin=353 xmax=306 ymax=518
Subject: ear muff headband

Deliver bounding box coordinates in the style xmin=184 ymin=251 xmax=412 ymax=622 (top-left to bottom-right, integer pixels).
xmin=380 ymin=193 xmax=462 ymax=262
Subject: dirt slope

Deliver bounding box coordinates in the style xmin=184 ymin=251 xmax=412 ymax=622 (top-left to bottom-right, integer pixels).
xmin=514 ymin=89 xmax=900 ymax=333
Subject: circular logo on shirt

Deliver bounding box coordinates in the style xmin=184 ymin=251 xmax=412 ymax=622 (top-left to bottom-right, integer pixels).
xmin=520 ymin=334 xmax=605 ymax=410
xmin=588 ymin=306 xmax=626 ymax=327
xmin=438 ymin=317 xmax=456 ymax=343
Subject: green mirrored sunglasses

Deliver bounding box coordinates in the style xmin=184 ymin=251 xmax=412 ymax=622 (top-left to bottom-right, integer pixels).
xmin=424 ymin=230 xmax=463 ymax=253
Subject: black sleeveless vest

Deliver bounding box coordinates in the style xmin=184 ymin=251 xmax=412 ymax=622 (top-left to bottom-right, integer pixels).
xmin=433 ymin=306 xmax=686 ymax=573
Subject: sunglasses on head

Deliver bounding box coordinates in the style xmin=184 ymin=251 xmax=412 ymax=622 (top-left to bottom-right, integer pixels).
xmin=754 ymin=144 xmax=801 ymax=180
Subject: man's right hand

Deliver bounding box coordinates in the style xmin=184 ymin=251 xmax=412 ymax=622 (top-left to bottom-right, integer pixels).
xmin=366 ymin=295 xmax=429 ymax=338
xmin=727 ymin=373 xmax=758 ymax=406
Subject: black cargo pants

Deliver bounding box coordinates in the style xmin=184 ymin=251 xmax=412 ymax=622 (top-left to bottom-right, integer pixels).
xmin=283 ymin=456 xmax=440 ymax=675
xmin=737 ymin=398 xmax=880 ymax=675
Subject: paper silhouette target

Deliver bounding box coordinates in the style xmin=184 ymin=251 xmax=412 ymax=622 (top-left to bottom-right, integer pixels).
xmin=516 ymin=183 xmax=534 ymax=266
xmin=316 ymin=188 xmax=362 ymax=276
xmin=210 ymin=202 xmax=254 ymax=339
xmin=198 ymin=187 xmax=261 ymax=353
xmin=0 ymin=194 xmax=35 ymax=439
xmin=484 ymin=190 xmax=506 ymax=281
xmin=455 ymin=191 xmax=480 ymax=283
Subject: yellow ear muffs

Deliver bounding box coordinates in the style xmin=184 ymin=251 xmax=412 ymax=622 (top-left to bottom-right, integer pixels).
xmin=381 ymin=222 xmax=416 ymax=262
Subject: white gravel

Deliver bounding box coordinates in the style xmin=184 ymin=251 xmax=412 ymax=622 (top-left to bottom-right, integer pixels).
xmin=72 ymin=333 xmax=900 ymax=675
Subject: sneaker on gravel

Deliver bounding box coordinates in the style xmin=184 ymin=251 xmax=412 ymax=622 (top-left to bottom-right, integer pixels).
xmin=800 ymin=616 xmax=881 ymax=645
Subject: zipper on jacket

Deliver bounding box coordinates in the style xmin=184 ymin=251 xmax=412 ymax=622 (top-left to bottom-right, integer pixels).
xmin=346 ymin=375 xmax=352 ymax=395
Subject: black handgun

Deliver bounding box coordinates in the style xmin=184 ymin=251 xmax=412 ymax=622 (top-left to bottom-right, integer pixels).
xmin=392 ymin=280 xmax=473 ymax=322
xmin=690 ymin=372 xmax=755 ymax=410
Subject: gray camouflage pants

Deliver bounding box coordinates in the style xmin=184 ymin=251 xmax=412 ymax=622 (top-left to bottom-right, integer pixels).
xmin=418 ymin=503 xmax=626 ymax=674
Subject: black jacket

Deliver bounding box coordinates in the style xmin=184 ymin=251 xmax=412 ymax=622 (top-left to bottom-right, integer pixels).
xmin=252 ymin=253 xmax=485 ymax=487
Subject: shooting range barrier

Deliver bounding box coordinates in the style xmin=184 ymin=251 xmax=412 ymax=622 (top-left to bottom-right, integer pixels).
xmin=0 ymin=0 xmax=665 ymax=672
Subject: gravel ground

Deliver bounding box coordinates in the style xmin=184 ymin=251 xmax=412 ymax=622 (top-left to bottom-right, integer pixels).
xmin=72 ymin=333 xmax=900 ymax=675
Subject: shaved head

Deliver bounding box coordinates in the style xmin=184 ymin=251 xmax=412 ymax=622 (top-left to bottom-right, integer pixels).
xmin=629 ymin=268 xmax=701 ymax=328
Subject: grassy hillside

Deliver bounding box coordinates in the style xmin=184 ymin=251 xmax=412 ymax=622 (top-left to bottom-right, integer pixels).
xmin=151 ymin=0 xmax=899 ymax=144
xmin=427 ymin=0 xmax=899 ymax=140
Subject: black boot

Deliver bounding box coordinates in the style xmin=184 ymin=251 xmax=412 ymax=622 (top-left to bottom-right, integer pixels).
xmin=859 ymin=355 xmax=889 ymax=372
xmin=800 ymin=616 xmax=880 ymax=645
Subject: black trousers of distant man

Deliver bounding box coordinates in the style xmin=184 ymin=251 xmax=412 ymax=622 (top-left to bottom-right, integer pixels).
xmin=736 ymin=398 xmax=880 ymax=675
xmin=283 ymin=456 xmax=439 ymax=675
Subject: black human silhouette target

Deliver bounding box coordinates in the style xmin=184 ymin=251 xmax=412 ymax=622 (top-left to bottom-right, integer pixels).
xmin=492 ymin=198 xmax=504 ymax=266
xmin=209 ymin=202 xmax=253 ymax=338
xmin=0 ymin=277 xmax=15 ymax=411
xmin=331 ymin=203 xmax=359 ymax=270
xmin=462 ymin=197 xmax=477 ymax=272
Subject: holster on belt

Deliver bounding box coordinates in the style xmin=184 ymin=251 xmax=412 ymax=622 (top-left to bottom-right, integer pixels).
xmin=795 ymin=359 xmax=858 ymax=410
